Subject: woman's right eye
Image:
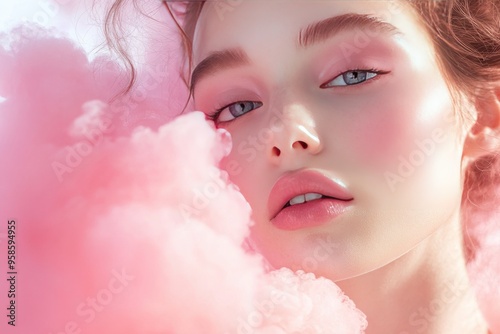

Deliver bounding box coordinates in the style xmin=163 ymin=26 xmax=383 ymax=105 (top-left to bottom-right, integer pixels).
xmin=213 ymin=101 xmax=263 ymax=123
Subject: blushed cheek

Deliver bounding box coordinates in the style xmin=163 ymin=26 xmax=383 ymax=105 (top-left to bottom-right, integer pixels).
xmin=345 ymin=83 xmax=454 ymax=175
xmin=345 ymin=101 xmax=413 ymax=171
xmin=219 ymin=132 xmax=265 ymax=212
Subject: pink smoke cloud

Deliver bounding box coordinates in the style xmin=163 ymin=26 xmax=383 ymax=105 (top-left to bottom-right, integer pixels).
xmin=0 ymin=23 xmax=367 ymax=334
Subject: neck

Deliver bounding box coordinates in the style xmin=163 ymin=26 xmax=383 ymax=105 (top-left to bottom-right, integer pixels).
xmin=335 ymin=211 xmax=489 ymax=334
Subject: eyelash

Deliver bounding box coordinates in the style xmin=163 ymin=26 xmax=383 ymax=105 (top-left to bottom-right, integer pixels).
xmin=206 ymin=68 xmax=388 ymax=123
xmin=321 ymin=67 xmax=387 ymax=88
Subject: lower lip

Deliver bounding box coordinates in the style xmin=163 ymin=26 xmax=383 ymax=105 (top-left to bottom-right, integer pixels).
xmin=270 ymin=198 xmax=353 ymax=231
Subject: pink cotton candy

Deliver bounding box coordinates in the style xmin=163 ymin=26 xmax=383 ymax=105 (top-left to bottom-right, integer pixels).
xmin=0 ymin=25 xmax=368 ymax=334
xmin=3 ymin=8 xmax=499 ymax=334
xmin=254 ymin=268 xmax=367 ymax=333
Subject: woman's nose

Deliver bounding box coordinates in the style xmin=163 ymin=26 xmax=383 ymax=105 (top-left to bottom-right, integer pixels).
xmin=268 ymin=105 xmax=323 ymax=165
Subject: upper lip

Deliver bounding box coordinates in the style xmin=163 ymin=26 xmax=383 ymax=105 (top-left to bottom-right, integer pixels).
xmin=268 ymin=169 xmax=353 ymax=220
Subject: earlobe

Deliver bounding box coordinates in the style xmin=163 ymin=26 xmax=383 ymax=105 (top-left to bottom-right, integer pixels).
xmin=470 ymin=88 xmax=500 ymax=135
xmin=463 ymin=87 xmax=500 ymax=160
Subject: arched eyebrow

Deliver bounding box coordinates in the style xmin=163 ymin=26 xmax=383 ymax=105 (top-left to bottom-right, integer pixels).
xmin=190 ymin=13 xmax=399 ymax=92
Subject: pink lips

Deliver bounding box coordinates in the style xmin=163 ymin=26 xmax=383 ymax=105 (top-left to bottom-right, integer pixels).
xmin=268 ymin=169 xmax=353 ymax=230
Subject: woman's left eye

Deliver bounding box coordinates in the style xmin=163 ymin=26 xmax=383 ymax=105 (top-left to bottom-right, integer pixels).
xmin=321 ymin=70 xmax=380 ymax=88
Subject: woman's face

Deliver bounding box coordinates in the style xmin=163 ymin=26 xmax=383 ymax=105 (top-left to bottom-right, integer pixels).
xmin=191 ymin=0 xmax=468 ymax=281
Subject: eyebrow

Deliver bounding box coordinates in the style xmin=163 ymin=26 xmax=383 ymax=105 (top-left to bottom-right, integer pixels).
xmin=190 ymin=13 xmax=399 ymax=92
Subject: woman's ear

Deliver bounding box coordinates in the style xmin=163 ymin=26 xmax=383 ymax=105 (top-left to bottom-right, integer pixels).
xmin=462 ymin=86 xmax=500 ymax=160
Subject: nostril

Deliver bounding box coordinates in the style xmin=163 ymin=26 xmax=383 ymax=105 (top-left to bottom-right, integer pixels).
xmin=272 ymin=146 xmax=281 ymax=156
xmin=292 ymin=141 xmax=308 ymax=149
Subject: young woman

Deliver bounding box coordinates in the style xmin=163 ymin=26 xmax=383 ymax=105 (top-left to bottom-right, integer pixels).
xmin=109 ymin=0 xmax=500 ymax=332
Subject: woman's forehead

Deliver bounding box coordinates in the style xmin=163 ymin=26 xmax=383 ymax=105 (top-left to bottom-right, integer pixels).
xmin=190 ymin=0 xmax=432 ymax=89
xmin=192 ymin=0 xmax=419 ymax=61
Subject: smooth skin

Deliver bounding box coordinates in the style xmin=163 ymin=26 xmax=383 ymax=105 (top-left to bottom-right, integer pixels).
xmin=191 ymin=1 xmax=498 ymax=333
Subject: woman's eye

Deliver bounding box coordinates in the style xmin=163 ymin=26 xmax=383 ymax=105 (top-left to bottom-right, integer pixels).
xmin=322 ymin=70 xmax=379 ymax=88
xmin=213 ymin=101 xmax=263 ymax=123
xmin=207 ymin=70 xmax=382 ymax=122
